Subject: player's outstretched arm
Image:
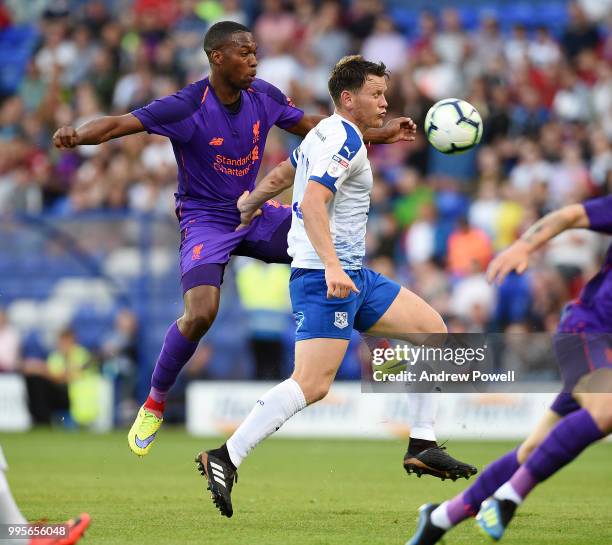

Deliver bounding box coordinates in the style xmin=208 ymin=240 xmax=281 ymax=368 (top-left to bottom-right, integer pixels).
xmin=363 ymin=116 xmax=417 ymax=144
xmin=53 ymin=113 xmax=144 ymax=148
xmin=301 ymin=181 xmax=359 ymax=299
xmin=285 ymin=115 xmax=416 ymax=144
xmin=236 ymin=158 xmax=296 ymax=230
xmin=487 ymin=203 xmax=588 ymax=285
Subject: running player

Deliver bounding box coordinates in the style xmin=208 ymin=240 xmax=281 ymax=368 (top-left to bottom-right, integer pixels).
xmin=405 ymin=195 xmax=612 ymax=544
xmin=196 ymin=55 xmax=475 ymax=519
xmin=52 ymin=21 xmax=415 ymax=457
xmin=0 ymin=446 xmax=90 ymax=545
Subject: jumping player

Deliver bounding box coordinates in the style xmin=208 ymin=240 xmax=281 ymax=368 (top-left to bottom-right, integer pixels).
xmin=52 ymin=22 xmax=415 ymax=457
xmin=196 ymin=56 xmax=476 ymax=519
xmin=406 ymin=195 xmax=612 ymax=544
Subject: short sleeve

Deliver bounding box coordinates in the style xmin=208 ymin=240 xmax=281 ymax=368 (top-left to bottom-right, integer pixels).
xmin=584 ymin=196 xmax=612 ymax=234
xmin=289 ymin=146 xmax=300 ymax=167
xmin=131 ymin=82 xmax=201 ymax=143
xmin=309 ymin=121 xmax=363 ymax=194
xmin=251 ymin=79 xmax=304 ymax=130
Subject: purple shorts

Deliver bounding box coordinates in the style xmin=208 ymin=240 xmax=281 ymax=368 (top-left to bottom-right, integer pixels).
xmin=179 ymin=201 xmax=292 ymax=293
xmin=549 ymin=331 xmax=612 ymax=416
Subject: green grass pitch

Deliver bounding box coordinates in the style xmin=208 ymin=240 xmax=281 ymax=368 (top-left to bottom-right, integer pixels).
xmin=2 ymin=429 xmax=611 ymax=544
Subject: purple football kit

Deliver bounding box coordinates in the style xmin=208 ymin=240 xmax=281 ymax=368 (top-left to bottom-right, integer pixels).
xmin=426 ymin=196 xmax=612 ymax=533
xmin=132 ymin=77 xmax=303 ymax=292
xmin=550 ymin=194 xmax=612 ymax=416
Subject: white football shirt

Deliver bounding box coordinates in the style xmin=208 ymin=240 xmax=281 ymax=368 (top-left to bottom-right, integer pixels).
xmin=287 ymin=113 xmax=373 ymax=270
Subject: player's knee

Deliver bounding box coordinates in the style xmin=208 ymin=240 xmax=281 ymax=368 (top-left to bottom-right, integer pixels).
xmin=180 ymin=309 xmax=216 ymax=339
xmin=583 ymin=394 xmax=612 ymax=434
xmin=428 ymin=312 xmax=447 ymax=335
xmin=293 ymin=375 xmax=332 ymax=404
xmin=305 ymin=383 xmax=331 ymax=404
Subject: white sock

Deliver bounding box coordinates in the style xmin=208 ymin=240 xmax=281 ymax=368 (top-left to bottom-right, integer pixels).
xmin=226 ymin=378 xmax=307 ymax=468
xmin=407 ymin=393 xmax=438 ymax=441
xmin=430 ymin=501 xmax=452 ymax=530
xmin=0 ymin=448 xmax=29 ymax=545
xmin=494 ymin=482 xmax=523 ymax=505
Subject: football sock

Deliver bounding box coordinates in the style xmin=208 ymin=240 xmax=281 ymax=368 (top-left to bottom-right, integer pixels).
xmin=226 ymin=379 xmax=307 ymax=468
xmin=407 ymin=437 xmax=437 ymax=456
xmin=0 ymin=448 xmax=30 ymax=545
xmin=143 ymin=394 xmax=165 ymax=417
xmin=494 ymin=480 xmax=525 ymax=505
xmin=0 ymin=449 xmax=27 ymax=531
xmin=207 ymin=444 xmax=236 ymax=472
xmin=435 ymin=447 xmax=519 ymax=527
xmin=150 ymin=322 xmax=198 ymax=398
xmin=430 ymin=501 xmax=452 ymax=530
xmin=497 ymin=409 xmax=604 ymax=502
xmin=407 ymin=392 xmax=438 ymax=442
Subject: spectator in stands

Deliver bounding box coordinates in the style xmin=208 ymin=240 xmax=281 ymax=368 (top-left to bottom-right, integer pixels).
xmin=101 ymin=309 xmax=139 ymax=425
xmin=0 ymin=308 xmax=20 ymax=372
xmin=447 ymin=217 xmax=493 ymax=277
xmin=0 ymin=0 xmax=610 ymax=382
xmin=235 ymin=259 xmax=291 ymax=380
xmin=361 ymin=16 xmax=407 ymax=74
xmin=561 ymin=1 xmax=601 ymax=59
xmin=24 ymin=328 xmax=100 ymax=426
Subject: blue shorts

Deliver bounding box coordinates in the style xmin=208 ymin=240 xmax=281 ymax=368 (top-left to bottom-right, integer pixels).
xmin=289 ymin=267 xmax=401 ymax=341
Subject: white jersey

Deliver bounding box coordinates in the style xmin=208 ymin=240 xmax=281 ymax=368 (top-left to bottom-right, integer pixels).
xmin=287 ymin=113 xmax=372 ymax=270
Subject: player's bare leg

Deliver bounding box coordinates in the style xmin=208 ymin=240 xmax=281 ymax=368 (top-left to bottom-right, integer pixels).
xmin=365 ymin=287 xmax=477 ymax=480
xmin=197 ymin=338 xmax=349 ymax=517
xmin=129 ymin=284 xmax=220 ymax=456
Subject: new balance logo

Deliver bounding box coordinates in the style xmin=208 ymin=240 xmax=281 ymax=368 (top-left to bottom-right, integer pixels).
xmin=209 ymin=137 xmax=224 ymax=146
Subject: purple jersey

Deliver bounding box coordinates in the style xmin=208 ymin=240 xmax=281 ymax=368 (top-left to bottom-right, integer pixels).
xmin=559 ymin=195 xmax=612 ymax=333
xmin=131 ymin=77 xmax=303 ymax=227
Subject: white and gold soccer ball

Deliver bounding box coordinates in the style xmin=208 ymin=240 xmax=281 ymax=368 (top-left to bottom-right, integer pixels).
xmin=424 ymin=98 xmax=483 ymax=154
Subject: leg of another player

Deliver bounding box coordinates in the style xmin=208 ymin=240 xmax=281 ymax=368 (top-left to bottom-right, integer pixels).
xmin=149 ymin=285 xmax=220 ymax=409
xmin=365 ymin=287 xmax=447 ymax=342
xmin=475 ymin=391 xmax=610 ymax=541
xmin=224 ymin=338 xmax=349 ymax=468
xmin=128 ymin=285 xmax=220 ymax=456
xmin=0 ymin=446 xmax=90 ymax=545
xmin=0 ymin=447 xmax=28 ymax=545
xmin=405 ymin=408 xmax=563 ymax=545
xmin=198 ymin=338 xmax=349 ymax=517
xmin=365 ymin=287 xmax=477 ymax=480
xmin=403 ymin=393 xmax=438 ymax=460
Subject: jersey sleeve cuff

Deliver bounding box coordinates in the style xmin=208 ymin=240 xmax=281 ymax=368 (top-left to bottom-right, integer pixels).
xmin=309 ymin=175 xmax=337 ymax=193
xmin=290 ymin=148 xmax=299 ymax=167
xmin=130 ymin=109 xmax=154 ymax=134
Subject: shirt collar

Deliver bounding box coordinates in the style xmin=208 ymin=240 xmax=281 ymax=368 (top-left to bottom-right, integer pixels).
xmin=332 ymin=112 xmax=363 ymax=139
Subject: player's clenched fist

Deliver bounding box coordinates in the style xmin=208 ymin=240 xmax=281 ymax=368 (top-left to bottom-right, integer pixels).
xmin=325 ymin=264 xmax=360 ymax=299
xmin=53 ymin=126 xmax=79 ymax=149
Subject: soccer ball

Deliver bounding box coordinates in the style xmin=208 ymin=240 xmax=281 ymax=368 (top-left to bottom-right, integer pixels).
xmin=424 ymin=98 xmax=483 ymax=154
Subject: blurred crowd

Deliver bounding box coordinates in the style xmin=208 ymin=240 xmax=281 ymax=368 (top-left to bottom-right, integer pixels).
xmin=0 ymin=0 xmax=611 ymax=404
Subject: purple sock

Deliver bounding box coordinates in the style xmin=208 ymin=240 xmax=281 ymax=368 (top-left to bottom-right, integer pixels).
xmin=446 ymin=448 xmax=519 ymax=525
xmin=149 ymin=386 xmax=168 ymax=404
xmin=510 ymin=408 xmax=604 ymax=500
xmin=151 ymin=322 xmax=199 ymax=393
